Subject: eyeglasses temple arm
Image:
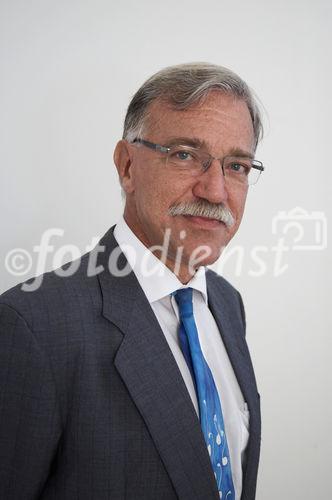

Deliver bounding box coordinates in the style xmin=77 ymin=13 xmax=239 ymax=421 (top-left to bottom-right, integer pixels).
xmin=132 ymin=139 xmax=169 ymax=154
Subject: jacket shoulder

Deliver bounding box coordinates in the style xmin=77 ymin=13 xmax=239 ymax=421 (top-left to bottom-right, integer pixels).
xmin=0 ymin=251 xmax=100 ymax=330
xmin=206 ymin=268 xmax=241 ymax=298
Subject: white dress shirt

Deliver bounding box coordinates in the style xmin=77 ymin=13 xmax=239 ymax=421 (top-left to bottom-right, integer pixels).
xmin=114 ymin=217 xmax=250 ymax=500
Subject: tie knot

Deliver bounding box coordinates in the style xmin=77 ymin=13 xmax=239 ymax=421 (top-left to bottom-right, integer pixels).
xmin=174 ymin=287 xmax=194 ymax=317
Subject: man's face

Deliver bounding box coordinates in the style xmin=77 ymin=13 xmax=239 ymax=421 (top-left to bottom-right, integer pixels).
xmin=115 ymin=91 xmax=255 ymax=281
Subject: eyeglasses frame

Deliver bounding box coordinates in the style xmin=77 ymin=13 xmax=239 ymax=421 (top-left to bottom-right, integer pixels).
xmin=132 ymin=138 xmax=265 ymax=185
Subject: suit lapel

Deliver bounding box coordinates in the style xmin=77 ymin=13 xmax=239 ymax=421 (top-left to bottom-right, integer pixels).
xmin=206 ymin=271 xmax=258 ymax=410
xmin=97 ymin=229 xmax=219 ymax=499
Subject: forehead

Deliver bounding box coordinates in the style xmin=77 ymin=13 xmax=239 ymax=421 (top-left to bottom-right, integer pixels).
xmin=144 ymin=91 xmax=255 ymax=153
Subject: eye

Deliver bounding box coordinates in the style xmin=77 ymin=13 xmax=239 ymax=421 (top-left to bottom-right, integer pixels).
xmin=171 ymin=149 xmax=196 ymax=161
xmin=227 ymin=161 xmax=251 ymax=175
xmin=231 ymin=163 xmax=245 ymax=173
xmin=167 ymin=146 xmax=203 ymax=171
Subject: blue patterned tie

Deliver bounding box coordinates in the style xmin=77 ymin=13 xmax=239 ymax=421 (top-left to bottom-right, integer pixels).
xmin=174 ymin=287 xmax=235 ymax=499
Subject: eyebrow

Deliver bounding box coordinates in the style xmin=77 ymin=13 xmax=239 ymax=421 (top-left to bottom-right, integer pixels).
xmin=164 ymin=137 xmax=254 ymax=159
xmin=164 ymin=136 xmax=205 ymax=149
xmin=227 ymin=147 xmax=255 ymax=159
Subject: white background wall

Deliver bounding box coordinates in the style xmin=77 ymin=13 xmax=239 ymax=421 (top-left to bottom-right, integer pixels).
xmin=1 ymin=1 xmax=331 ymax=498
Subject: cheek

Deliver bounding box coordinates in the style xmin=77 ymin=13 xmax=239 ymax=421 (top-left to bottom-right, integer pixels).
xmin=228 ymin=186 xmax=248 ymax=214
xmin=135 ymin=176 xmax=169 ymax=219
xmin=137 ymin=171 xmax=190 ymax=211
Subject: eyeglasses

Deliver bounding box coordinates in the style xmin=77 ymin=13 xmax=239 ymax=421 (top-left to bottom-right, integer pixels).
xmin=132 ymin=138 xmax=265 ymax=186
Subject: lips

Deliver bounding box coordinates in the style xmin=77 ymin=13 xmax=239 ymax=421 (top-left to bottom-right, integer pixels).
xmin=184 ymin=215 xmax=224 ymax=229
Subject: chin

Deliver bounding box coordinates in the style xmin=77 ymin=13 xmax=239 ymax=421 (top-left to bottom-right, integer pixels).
xmin=199 ymin=252 xmax=223 ymax=268
xmin=183 ymin=243 xmax=224 ymax=270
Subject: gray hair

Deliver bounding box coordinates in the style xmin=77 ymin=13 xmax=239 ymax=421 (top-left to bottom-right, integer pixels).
xmin=123 ymin=62 xmax=263 ymax=148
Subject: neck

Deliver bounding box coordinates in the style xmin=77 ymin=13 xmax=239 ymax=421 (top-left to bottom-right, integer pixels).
xmin=122 ymin=212 xmax=200 ymax=285
xmin=155 ymin=252 xmax=198 ymax=285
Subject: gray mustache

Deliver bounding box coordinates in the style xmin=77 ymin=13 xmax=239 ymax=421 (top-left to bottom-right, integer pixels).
xmin=168 ymin=200 xmax=234 ymax=227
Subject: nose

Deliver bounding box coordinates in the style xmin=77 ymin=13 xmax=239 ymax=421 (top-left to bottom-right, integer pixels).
xmin=192 ymin=158 xmax=229 ymax=204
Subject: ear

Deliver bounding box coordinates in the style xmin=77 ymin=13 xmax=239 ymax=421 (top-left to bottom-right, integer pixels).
xmin=113 ymin=140 xmax=135 ymax=194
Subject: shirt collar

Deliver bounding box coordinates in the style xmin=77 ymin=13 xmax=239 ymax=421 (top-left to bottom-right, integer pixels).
xmin=113 ymin=217 xmax=208 ymax=304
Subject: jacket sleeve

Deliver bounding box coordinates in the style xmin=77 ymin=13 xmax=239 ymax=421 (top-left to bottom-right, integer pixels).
xmin=0 ymin=303 xmax=62 ymax=500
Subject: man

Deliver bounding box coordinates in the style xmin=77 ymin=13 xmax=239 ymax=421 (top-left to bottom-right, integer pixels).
xmin=0 ymin=63 xmax=263 ymax=499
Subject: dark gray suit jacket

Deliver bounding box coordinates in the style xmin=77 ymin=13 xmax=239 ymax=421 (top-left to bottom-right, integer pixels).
xmin=0 ymin=227 xmax=261 ymax=500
